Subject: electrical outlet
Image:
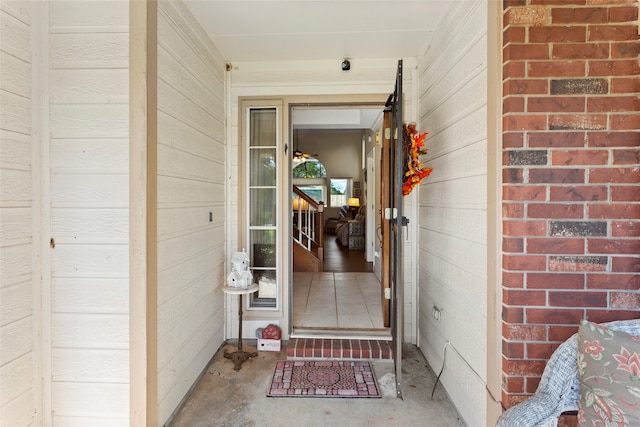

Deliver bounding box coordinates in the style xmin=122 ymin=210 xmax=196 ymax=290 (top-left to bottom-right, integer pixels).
xmin=432 ymin=306 xmax=442 ymax=322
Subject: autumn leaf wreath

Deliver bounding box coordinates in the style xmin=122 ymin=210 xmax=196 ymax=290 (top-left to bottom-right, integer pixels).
xmin=402 ymin=123 xmax=433 ymax=196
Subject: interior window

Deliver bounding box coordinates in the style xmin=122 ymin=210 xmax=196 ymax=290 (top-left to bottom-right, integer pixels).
xmin=329 ymin=178 xmax=351 ymax=207
xmin=292 ymin=157 xmax=326 ymax=179
xmin=295 ymin=185 xmax=324 ymax=203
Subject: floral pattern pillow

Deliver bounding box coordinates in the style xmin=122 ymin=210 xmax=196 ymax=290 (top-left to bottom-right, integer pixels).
xmin=577 ymin=319 xmax=640 ymax=426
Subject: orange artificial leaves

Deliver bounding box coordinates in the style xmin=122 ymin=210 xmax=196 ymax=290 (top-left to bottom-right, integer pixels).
xmin=402 ymin=123 xmax=433 ymax=196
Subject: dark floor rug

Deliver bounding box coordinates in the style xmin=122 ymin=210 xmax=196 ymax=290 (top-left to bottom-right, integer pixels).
xmin=267 ymin=360 xmax=380 ymax=398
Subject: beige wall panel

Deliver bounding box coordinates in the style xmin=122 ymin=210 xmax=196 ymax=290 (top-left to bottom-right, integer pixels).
xmin=51 ymin=417 xmax=127 ymax=427
xmin=157 ymin=300 xmax=223 ymax=376
xmin=0 ymin=1 xmax=30 ymax=23
xmin=51 ymin=382 xmax=128 ymax=417
xmin=47 ymin=0 xmax=130 ymax=417
xmin=157 ymin=227 xmax=219 ymax=270
xmin=50 ymin=69 xmax=128 ymax=104
xmin=52 ymin=348 xmax=128 ymax=382
xmin=0 ymin=3 xmax=34 ymax=424
xmin=425 ymin=139 xmax=487 ymax=185
xmin=0 ymin=168 xmax=31 ymax=202
xmin=52 ymin=313 xmax=128 ymax=349
xmin=51 ymin=244 xmax=128 ymax=277
xmin=0 ymin=316 xmax=32 ymax=364
xmin=156 ymin=1 xmax=227 ymax=423
xmin=0 ymin=130 xmax=31 ymax=168
xmin=50 ymin=138 xmax=128 ymax=170
xmin=50 ymin=104 xmax=128 ymax=138
xmin=158 ymin=80 xmax=222 ymax=137
xmin=52 ymin=278 xmax=128 ymax=314
xmin=0 ymin=281 xmax=32 ymax=326
xmin=419 ymin=206 xmax=486 ymax=246
xmin=0 ymin=244 xmax=31 ymax=286
xmin=0 ymin=353 xmax=32 ymax=405
xmin=50 ymin=208 xmax=128 ymax=244
xmin=158 ymin=5 xmax=225 ymax=85
xmin=423 ymin=108 xmax=487 ymax=162
xmin=157 ymin=312 xmax=223 ymax=424
xmin=420 ymin=176 xmax=486 ymax=210
xmin=50 ymin=173 xmax=128 ymax=205
xmin=158 ymin=143 xmax=225 ymax=183
xmin=50 ymin=33 xmax=128 ymax=69
xmin=157 ymin=110 xmax=222 ymax=159
xmin=158 ymin=206 xmax=225 ymax=239
xmin=0 ymin=10 xmax=30 ymax=61
xmin=157 ymin=270 xmax=220 ymax=341
xmin=0 ymin=51 xmax=30 ymax=96
xmin=157 ymin=175 xmax=224 ymax=206
xmin=158 ymin=46 xmax=221 ymax=114
xmin=418 ymin=38 xmax=486 ymax=113
xmin=1 ymin=390 xmax=33 ymax=427
xmin=421 ymin=73 xmax=486 ymax=131
xmin=157 ymin=246 xmax=225 ymax=306
xmin=1 ymin=90 xmax=31 ymax=134
xmin=0 ymin=207 xmax=32 ymax=242
xmin=49 ymin=1 xmax=127 ymax=31
xmin=416 ymin=1 xmax=488 ymax=425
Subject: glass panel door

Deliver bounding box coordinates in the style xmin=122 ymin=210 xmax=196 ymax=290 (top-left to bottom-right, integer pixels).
xmin=247 ymin=108 xmax=278 ymax=308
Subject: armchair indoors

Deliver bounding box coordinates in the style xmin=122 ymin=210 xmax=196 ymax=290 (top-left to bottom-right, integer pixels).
xmin=335 ymin=205 xmax=366 ymax=249
xmin=324 ymin=205 xmax=349 ymax=235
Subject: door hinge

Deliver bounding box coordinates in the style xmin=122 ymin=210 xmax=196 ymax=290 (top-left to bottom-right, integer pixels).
xmin=384 ymin=207 xmax=397 ymax=220
xmin=384 ymin=288 xmax=391 ymax=299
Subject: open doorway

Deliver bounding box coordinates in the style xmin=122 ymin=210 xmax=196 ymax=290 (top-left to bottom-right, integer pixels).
xmin=289 ymin=103 xmax=389 ymax=335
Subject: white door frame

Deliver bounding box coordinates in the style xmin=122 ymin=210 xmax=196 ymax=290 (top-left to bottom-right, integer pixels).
xmin=366 ymin=148 xmax=375 ymax=263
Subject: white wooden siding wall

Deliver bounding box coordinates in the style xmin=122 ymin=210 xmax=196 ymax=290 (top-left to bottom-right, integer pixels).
xmin=0 ymin=2 xmax=35 ymax=425
xmin=228 ymin=59 xmax=418 ymax=341
xmin=416 ymin=1 xmax=488 ymax=424
xmin=156 ymin=2 xmax=227 ymax=424
xmin=48 ymin=1 xmax=130 ymax=424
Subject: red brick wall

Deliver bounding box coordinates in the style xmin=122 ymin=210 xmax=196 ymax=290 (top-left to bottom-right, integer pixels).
xmin=501 ymin=0 xmax=639 ymax=408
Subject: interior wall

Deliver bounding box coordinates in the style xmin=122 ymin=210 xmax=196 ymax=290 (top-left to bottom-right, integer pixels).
xmin=228 ymin=59 xmax=419 ymax=341
xmin=416 ymin=1 xmax=489 ymax=424
xmin=297 ymin=129 xmax=363 ymax=218
xmin=0 ymin=2 xmax=37 ymax=425
xmin=156 ymin=1 xmax=227 ymax=424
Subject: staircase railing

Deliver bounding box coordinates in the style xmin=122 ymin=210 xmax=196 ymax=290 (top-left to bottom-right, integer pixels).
xmin=292 ymin=185 xmax=324 ymax=262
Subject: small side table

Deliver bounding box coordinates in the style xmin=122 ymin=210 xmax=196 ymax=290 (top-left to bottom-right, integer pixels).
xmin=222 ymin=284 xmax=259 ymax=371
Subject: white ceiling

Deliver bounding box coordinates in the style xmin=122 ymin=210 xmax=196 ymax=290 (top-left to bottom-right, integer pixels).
xmin=183 ymin=1 xmax=454 ymax=62
xmin=291 ymin=108 xmax=382 ymax=130
xmin=183 ymin=1 xmax=454 ymax=130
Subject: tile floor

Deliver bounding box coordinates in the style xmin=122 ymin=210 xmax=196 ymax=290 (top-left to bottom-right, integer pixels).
xmin=293 ymin=272 xmax=385 ymax=329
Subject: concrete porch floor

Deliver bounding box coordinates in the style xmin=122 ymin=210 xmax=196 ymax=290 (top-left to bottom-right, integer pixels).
xmin=168 ymin=342 xmax=465 ymax=427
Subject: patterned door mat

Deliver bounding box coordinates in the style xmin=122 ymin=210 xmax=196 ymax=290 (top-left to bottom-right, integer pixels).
xmin=267 ymin=360 xmax=381 ymax=398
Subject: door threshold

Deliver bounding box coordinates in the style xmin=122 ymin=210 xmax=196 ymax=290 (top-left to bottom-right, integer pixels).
xmin=291 ymin=328 xmax=392 ymax=341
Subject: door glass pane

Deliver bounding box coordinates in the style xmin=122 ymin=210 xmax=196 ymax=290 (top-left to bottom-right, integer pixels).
xmin=249 ymin=188 xmax=276 ymax=226
xmin=250 ymin=230 xmax=276 ymax=268
xmin=250 ymin=229 xmax=277 ymax=306
xmin=250 ymin=148 xmax=276 ymax=186
xmin=250 ymin=109 xmax=276 ymax=146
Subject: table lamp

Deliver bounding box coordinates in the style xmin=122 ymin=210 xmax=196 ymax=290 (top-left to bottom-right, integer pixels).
xmin=347 ymin=197 xmax=360 ymax=219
